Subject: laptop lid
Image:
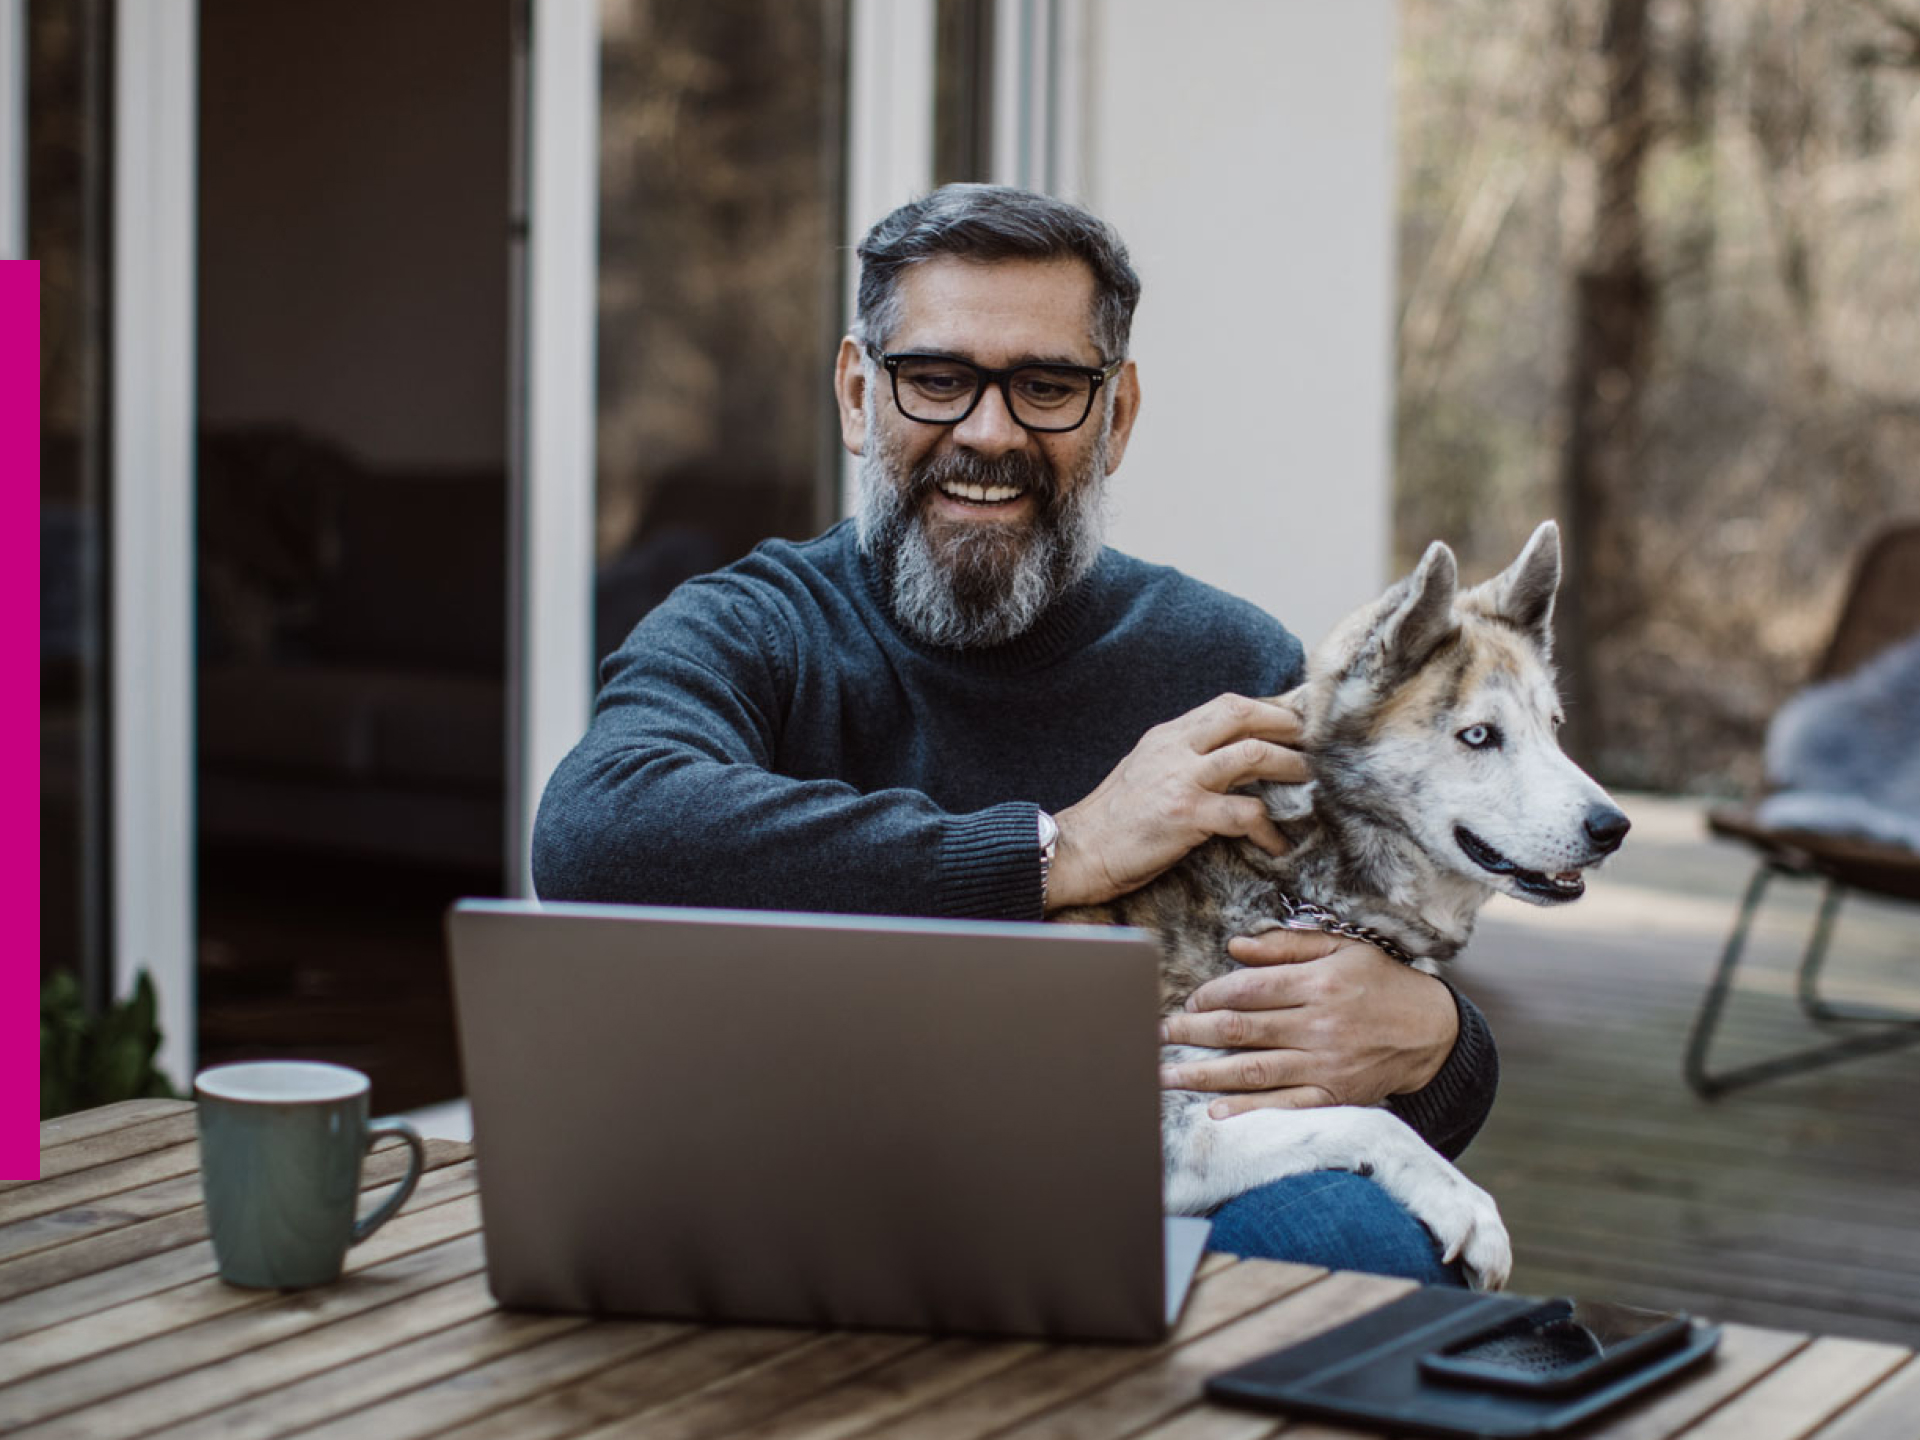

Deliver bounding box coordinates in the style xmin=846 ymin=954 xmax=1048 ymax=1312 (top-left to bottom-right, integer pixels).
xmin=447 ymin=900 xmax=1192 ymax=1343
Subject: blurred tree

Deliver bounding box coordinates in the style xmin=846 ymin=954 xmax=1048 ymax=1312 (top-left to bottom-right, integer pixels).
xmin=1397 ymin=0 xmax=1920 ymax=794
xmin=1558 ymin=0 xmax=1657 ymax=766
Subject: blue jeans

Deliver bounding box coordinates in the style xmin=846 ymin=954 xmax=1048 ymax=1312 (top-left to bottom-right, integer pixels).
xmin=1205 ymin=1170 xmax=1466 ymax=1287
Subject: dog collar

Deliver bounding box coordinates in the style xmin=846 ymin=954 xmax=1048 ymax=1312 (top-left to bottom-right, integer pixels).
xmin=1272 ymin=892 xmax=1418 ymax=966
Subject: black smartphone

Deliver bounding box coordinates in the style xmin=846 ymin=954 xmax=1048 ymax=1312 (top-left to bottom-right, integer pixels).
xmin=1417 ymin=1298 xmax=1695 ymax=1396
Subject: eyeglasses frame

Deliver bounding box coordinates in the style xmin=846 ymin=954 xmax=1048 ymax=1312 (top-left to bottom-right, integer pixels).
xmin=866 ymin=345 xmax=1124 ymax=434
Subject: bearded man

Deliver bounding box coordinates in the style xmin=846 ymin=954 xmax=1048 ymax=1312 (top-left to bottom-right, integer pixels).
xmin=531 ymin=184 xmax=1499 ymax=1285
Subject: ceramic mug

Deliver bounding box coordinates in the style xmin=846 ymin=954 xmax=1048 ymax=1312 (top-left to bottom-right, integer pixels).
xmin=195 ymin=1060 xmax=426 ymax=1289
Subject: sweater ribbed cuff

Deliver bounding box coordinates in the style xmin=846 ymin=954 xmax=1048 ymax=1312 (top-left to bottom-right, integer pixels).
xmin=938 ymin=803 xmax=1046 ymax=920
xmin=1384 ymin=978 xmax=1499 ymax=1162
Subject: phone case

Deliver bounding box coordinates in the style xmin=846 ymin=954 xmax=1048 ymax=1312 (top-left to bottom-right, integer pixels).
xmin=1205 ymin=1287 xmax=1722 ymax=1439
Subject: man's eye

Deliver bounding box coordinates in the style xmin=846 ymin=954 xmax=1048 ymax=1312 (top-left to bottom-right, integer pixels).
xmin=903 ymin=370 xmax=970 ymax=396
xmin=1011 ymin=371 xmax=1082 ymax=407
xmin=1458 ymin=724 xmax=1502 ymax=749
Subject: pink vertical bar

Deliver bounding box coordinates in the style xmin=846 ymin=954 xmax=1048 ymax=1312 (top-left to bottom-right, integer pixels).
xmin=2 ymin=262 xmax=39 ymax=1178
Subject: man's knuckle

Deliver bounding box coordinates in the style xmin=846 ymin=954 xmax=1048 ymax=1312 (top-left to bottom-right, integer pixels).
xmin=1238 ymin=1055 xmax=1274 ymax=1089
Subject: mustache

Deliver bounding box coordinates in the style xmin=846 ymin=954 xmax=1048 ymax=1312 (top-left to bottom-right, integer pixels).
xmin=907 ymin=448 xmax=1057 ymax=511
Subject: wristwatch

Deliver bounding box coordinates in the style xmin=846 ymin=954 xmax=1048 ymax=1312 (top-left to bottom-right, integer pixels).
xmin=1037 ymin=809 xmax=1060 ymax=910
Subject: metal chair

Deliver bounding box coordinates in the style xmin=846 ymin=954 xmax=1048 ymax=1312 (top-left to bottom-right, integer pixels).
xmin=1684 ymin=522 xmax=1920 ymax=1098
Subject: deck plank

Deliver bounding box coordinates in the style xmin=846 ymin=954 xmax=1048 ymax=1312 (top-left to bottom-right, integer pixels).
xmin=1455 ymin=796 xmax=1920 ymax=1350
xmin=1673 ymin=1336 xmax=1912 ymax=1440
xmin=839 ymin=1259 xmax=1327 ymax=1440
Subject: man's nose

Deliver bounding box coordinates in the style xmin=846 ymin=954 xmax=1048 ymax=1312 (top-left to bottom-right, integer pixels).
xmin=950 ymin=381 xmax=1029 ymax=456
xmin=1584 ymin=803 xmax=1631 ymax=855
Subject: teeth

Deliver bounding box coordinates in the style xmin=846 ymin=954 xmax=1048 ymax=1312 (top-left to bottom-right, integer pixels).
xmin=941 ymin=481 xmax=1024 ymax=504
xmin=1553 ymin=871 xmax=1582 ymax=886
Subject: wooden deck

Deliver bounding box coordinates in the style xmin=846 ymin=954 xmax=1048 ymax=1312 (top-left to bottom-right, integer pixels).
xmin=189 ymin=796 xmax=1920 ymax=1350
xmin=1453 ymin=794 xmax=1920 ymax=1349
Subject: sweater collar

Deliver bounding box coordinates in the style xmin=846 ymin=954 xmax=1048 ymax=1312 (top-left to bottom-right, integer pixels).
xmin=851 ymin=524 xmax=1108 ymax=673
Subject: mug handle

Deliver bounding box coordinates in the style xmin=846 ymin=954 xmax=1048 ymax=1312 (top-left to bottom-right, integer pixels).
xmin=351 ymin=1118 xmax=427 ymax=1245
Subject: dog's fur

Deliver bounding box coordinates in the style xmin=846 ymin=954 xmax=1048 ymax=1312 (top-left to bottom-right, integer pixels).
xmin=1053 ymin=521 xmax=1628 ymax=1290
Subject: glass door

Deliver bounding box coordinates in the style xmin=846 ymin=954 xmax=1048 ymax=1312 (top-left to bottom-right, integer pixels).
xmin=192 ymin=0 xmax=514 ymax=1112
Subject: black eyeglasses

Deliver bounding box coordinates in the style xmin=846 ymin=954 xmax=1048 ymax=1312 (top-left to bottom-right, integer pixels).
xmin=867 ymin=346 xmax=1122 ymax=433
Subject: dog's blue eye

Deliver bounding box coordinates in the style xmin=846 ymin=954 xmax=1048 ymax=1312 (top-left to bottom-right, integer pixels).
xmin=1459 ymin=724 xmax=1501 ymax=750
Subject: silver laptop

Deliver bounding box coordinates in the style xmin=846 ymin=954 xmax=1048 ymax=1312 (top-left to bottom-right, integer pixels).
xmin=446 ymin=899 xmax=1209 ymax=1342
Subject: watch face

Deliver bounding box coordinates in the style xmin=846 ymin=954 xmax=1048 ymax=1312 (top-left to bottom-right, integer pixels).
xmin=1037 ymin=810 xmax=1059 ymax=852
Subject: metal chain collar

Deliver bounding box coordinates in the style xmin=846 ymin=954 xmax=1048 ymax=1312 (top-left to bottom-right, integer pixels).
xmin=1272 ymin=891 xmax=1417 ymax=966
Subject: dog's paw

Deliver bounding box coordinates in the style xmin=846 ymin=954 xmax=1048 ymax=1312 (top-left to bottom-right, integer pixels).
xmin=1408 ymin=1170 xmax=1511 ymax=1291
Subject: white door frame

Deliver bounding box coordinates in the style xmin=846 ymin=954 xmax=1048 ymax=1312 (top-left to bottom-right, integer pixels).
xmin=839 ymin=0 xmax=936 ymax=515
xmin=512 ymin=0 xmax=600 ymax=893
xmin=109 ymin=0 xmax=602 ymax=1084
xmin=112 ymin=0 xmax=199 ymax=1087
xmin=990 ymin=0 xmax=1089 ymax=200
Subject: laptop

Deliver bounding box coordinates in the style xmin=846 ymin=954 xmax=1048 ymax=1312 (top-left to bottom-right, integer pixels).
xmin=445 ymin=899 xmax=1209 ymax=1342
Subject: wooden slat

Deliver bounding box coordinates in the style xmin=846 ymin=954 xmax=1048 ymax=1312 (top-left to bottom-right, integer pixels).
xmin=569 ymin=1330 xmax=934 ymax=1440
xmin=0 ymin=1185 xmax=484 ymax=1382
xmin=0 ymin=1158 xmax=477 ymax=1340
xmin=1671 ymin=1336 xmax=1912 ymax=1440
xmin=986 ymin=1272 xmax=1412 ymax=1440
xmin=842 ymin=1259 xmax=1330 ymax=1440
xmin=0 ymin=1170 xmax=205 ymax=1265
xmin=6 ymin=1272 xmax=530 ymax=1440
xmin=35 ymin=1099 xmax=191 ymax=1149
xmin=1811 ymin=1356 xmax=1920 ymax=1439
xmin=687 ymin=1336 xmax=1045 ymax=1440
xmin=4 ymin=1112 xmax=201 ymax=1189
xmin=285 ymin=1321 xmax=703 ymax=1440
xmin=1112 ymin=1402 xmax=1287 ymax=1439
xmin=0 ymin=1152 xmax=468 ymax=1320
xmin=0 ymin=1233 xmax=487 ymax=1425
xmin=429 ymin=1329 xmax=827 ymax=1440
xmin=1567 ymin=1322 xmax=1809 ymax=1440
xmin=0 ymin=1198 xmax=209 ymax=1304
xmin=0 ymin=1138 xmax=468 ymax=1291
xmin=0 ymin=1141 xmax=204 ymax=1226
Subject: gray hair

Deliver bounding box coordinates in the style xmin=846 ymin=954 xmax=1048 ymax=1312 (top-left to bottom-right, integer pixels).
xmin=853 ymin=184 xmax=1142 ymax=361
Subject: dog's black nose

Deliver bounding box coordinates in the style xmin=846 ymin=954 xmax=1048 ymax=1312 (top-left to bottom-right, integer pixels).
xmin=1584 ymin=803 xmax=1631 ymax=854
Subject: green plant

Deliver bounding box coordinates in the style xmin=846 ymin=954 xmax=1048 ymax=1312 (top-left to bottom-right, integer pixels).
xmin=40 ymin=969 xmax=180 ymax=1118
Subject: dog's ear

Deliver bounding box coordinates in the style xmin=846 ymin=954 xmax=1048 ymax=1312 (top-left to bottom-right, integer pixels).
xmin=1368 ymin=541 xmax=1460 ymax=681
xmin=1478 ymin=520 xmax=1561 ymax=652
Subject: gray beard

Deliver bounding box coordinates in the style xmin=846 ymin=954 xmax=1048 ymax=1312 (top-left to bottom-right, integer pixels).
xmin=854 ymin=432 xmax=1109 ymax=649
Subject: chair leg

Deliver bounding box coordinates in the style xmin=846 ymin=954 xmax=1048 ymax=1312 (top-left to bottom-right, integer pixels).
xmin=1796 ymin=882 xmax=1920 ymax=1027
xmin=1685 ymin=867 xmax=1920 ymax=1100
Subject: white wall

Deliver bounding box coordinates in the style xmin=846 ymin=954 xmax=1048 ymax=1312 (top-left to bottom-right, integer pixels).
xmin=1082 ymin=1 xmax=1397 ymax=651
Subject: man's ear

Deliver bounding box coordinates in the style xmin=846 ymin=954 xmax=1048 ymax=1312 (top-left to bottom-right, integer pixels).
xmin=833 ymin=336 xmax=869 ymax=457
xmin=1102 ymin=360 xmax=1141 ymax=475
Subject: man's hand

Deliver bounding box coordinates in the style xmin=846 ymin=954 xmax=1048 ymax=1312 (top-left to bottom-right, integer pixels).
xmin=1046 ymin=694 xmax=1309 ymax=911
xmin=1158 ymin=929 xmax=1458 ymax=1118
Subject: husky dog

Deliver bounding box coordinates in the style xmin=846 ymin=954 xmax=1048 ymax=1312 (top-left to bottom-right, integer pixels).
xmin=1053 ymin=521 xmax=1628 ymax=1290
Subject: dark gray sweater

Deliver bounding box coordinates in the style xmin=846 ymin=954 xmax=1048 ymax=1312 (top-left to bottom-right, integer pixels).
xmin=532 ymin=520 xmax=1497 ymax=1157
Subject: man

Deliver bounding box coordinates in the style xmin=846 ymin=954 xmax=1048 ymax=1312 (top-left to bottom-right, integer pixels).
xmin=533 ymin=184 xmax=1497 ymax=1285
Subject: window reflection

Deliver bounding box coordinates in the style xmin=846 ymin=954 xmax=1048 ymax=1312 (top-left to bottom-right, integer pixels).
xmin=594 ymin=0 xmax=848 ymax=664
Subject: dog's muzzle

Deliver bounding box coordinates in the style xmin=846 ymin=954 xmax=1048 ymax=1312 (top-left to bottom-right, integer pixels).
xmin=1455 ymin=825 xmax=1599 ymax=903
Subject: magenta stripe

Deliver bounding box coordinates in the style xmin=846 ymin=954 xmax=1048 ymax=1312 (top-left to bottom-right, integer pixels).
xmin=1 ymin=261 xmax=40 ymax=1177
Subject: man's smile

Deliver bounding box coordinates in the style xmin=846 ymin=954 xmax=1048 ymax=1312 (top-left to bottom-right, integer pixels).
xmin=937 ymin=477 xmax=1027 ymax=505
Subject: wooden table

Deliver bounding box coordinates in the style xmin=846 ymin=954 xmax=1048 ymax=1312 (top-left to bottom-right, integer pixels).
xmin=3 ymin=1100 xmax=1914 ymax=1440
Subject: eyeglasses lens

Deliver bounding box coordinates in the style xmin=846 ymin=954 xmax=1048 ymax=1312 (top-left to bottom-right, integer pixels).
xmin=892 ymin=358 xmax=1096 ymax=429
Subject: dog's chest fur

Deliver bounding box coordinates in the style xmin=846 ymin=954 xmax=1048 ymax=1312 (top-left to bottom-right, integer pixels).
xmin=1056 ymin=821 xmax=1472 ymax=1015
